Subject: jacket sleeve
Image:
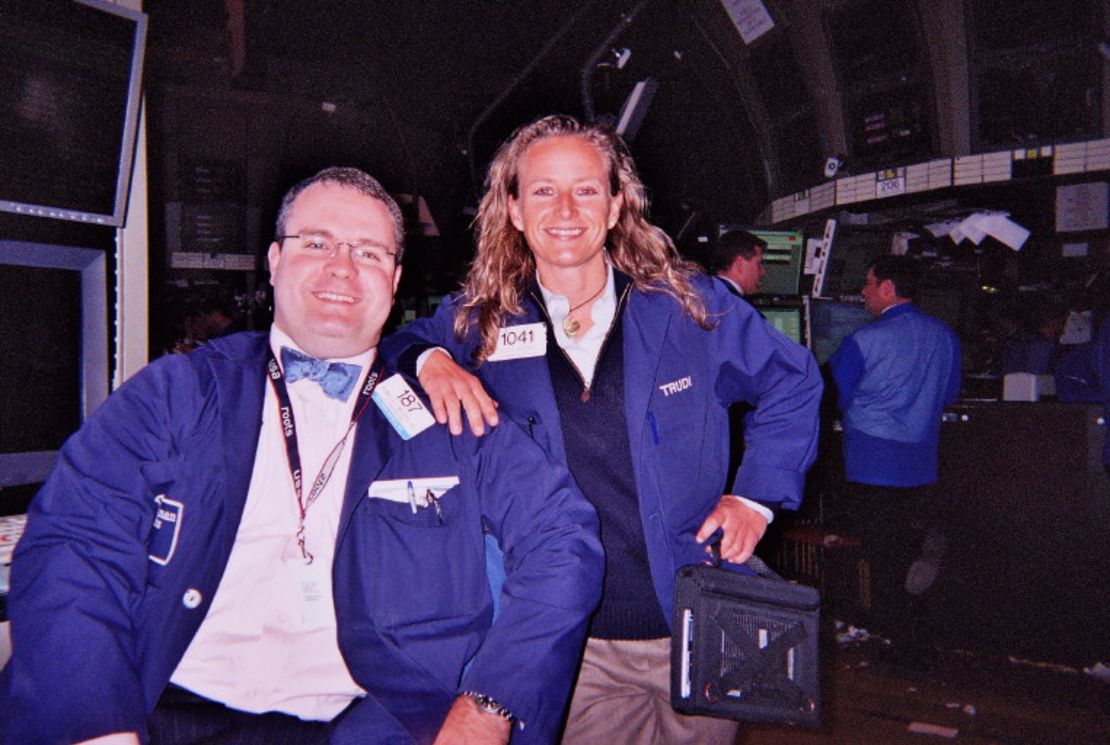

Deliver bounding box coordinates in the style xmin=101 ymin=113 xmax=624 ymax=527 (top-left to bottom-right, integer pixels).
xmin=828 ymin=335 xmax=865 ymax=413
xmin=705 ymin=283 xmax=824 ymax=509
xmin=0 ymin=356 xmax=199 ymax=744
xmin=456 ymin=422 xmax=603 ymax=744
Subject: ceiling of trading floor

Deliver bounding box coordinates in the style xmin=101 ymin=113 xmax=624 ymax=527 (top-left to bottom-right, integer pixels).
xmin=141 ymin=0 xmax=1105 ymax=262
xmin=143 ymin=0 xmax=782 ymax=246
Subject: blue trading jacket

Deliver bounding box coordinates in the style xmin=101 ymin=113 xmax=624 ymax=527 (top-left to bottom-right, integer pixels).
xmin=0 ymin=332 xmax=602 ymax=745
xmin=1099 ymin=317 xmax=1110 ymax=466
xmin=829 ymin=302 xmax=962 ymax=487
xmin=382 ymin=272 xmax=823 ymax=623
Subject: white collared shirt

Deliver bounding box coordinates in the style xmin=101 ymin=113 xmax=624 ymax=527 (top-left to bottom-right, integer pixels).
xmin=536 ymin=265 xmax=616 ymax=387
xmin=717 ymin=274 xmax=744 ymax=295
xmin=170 ymin=325 xmax=370 ymax=719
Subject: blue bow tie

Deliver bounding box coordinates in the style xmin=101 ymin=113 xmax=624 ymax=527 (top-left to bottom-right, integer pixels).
xmin=280 ymin=347 xmax=362 ymax=401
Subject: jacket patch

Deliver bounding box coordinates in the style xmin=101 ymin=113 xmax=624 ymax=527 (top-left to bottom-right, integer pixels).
xmin=658 ymin=375 xmax=693 ymax=397
xmin=148 ymin=494 xmax=184 ymax=566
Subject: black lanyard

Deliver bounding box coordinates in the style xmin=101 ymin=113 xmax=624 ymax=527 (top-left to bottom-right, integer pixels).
xmin=265 ymin=350 xmax=383 ymax=563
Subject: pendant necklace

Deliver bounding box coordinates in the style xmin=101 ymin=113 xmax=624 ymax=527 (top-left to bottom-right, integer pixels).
xmin=562 ymin=279 xmax=607 ymax=337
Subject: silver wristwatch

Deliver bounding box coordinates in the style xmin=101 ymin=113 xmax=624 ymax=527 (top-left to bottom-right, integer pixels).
xmin=462 ymin=690 xmax=514 ymax=721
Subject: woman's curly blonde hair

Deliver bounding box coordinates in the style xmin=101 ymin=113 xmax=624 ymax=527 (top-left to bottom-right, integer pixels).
xmin=456 ymin=114 xmax=712 ymax=363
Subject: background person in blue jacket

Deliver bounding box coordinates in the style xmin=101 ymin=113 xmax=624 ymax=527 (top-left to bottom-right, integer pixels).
xmin=381 ymin=115 xmax=823 ymax=745
xmin=828 ymin=254 xmax=961 ymax=664
xmin=707 ymin=228 xmax=767 ymax=298
xmin=1 ymin=167 xmax=603 ymax=745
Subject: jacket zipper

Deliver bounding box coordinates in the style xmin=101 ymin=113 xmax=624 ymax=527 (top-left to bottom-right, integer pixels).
xmin=531 ymin=282 xmax=633 ymax=403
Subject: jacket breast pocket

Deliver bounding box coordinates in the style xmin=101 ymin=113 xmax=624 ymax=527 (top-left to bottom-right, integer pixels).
xmin=371 ymin=484 xmax=457 ymax=529
xmin=361 ymin=485 xmax=486 ymax=625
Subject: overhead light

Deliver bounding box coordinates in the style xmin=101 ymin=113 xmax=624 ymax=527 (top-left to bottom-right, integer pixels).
xmin=599 ymin=48 xmax=632 ymax=69
xmin=615 ymin=78 xmax=658 ymax=142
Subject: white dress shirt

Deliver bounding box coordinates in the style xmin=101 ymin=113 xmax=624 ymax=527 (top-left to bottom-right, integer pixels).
xmin=171 ymin=325 xmax=369 ymax=719
xmin=536 ymin=265 xmax=616 ymax=388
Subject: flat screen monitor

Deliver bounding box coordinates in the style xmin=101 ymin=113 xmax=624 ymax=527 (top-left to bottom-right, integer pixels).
xmin=762 ymin=306 xmax=805 ymax=347
xmin=0 ymin=0 xmax=147 ymax=226
xmin=0 ymin=240 xmax=108 ymax=487
xmin=752 ymin=229 xmax=804 ymax=296
xmin=816 ymin=229 xmax=890 ymax=300
xmin=808 ymin=299 xmax=874 ymax=365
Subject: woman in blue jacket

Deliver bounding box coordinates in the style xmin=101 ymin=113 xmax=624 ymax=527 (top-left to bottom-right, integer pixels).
xmin=382 ymin=115 xmax=822 ymax=744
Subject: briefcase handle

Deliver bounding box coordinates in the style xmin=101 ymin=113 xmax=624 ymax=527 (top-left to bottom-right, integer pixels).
xmin=708 ymin=537 xmax=784 ymax=582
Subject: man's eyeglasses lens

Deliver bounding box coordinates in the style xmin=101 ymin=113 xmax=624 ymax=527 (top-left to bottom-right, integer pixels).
xmin=281 ymin=234 xmax=394 ymax=266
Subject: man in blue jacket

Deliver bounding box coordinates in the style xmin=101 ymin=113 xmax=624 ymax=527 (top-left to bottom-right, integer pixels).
xmin=828 ymin=254 xmax=961 ymax=661
xmin=381 ymin=115 xmax=822 ymax=744
xmin=707 ymin=228 xmax=767 ymax=298
xmin=0 ymin=167 xmax=602 ymax=745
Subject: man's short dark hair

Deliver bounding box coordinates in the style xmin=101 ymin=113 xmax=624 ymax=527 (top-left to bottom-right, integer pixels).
xmin=706 ymin=229 xmax=767 ymax=275
xmin=275 ymin=166 xmax=406 ymax=262
xmin=868 ymin=254 xmax=923 ymax=301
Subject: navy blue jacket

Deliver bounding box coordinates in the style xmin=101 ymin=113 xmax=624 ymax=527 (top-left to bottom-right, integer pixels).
xmin=1 ymin=332 xmax=602 ymax=745
xmin=382 ymin=273 xmax=823 ymax=624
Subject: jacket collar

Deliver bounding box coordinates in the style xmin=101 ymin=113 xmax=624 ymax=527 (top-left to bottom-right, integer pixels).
xmin=203 ymin=331 xmax=397 ymax=551
xmin=878 ymin=301 xmax=918 ymax=321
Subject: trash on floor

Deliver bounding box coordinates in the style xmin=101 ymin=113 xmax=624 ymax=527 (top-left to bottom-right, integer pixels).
xmin=907 ymin=721 xmax=959 ymax=738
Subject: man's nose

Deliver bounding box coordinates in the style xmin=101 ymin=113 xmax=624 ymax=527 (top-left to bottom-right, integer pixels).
xmin=325 ymin=244 xmax=357 ymax=274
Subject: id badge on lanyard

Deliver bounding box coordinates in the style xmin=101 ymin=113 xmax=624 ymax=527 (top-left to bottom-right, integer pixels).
xmin=266 ymin=351 xmax=383 ymax=564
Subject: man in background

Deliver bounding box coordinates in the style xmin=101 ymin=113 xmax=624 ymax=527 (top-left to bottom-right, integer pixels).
xmin=706 ymin=228 xmax=770 ymax=483
xmin=706 ymin=228 xmax=767 ymax=297
xmin=828 ymin=254 xmax=961 ymax=663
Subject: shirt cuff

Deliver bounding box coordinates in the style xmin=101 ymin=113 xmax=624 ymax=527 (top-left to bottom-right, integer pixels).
xmin=415 ymin=346 xmax=451 ymax=375
xmin=728 ymin=495 xmax=774 ymax=524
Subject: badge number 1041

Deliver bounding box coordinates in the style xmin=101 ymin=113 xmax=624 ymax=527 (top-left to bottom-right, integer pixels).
xmin=500 ymin=327 xmax=535 ymax=347
xmin=489 ymin=322 xmax=546 ymax=361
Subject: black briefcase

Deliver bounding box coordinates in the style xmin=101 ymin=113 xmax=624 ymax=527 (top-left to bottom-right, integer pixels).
xmin=671 ymin=548 xmax=821 ymax=727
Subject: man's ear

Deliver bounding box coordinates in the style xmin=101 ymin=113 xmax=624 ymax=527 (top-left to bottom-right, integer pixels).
xmin=880 ymin=278 xmax=898 ymax=300
xmin=267 ymin=242 xmax=281 ymax=285
xmin=392 ymin=265 xmax=403 ymax=294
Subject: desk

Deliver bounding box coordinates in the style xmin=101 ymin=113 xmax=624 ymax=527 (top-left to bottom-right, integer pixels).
xmin=934 ymin=401 xmax=1108 ymax=664
xmin=800 ymin=402 xmax=1109 ymax=665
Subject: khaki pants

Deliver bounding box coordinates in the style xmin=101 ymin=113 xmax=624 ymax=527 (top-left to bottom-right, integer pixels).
xmin=562 ymin=637 xmax=739 ymax=744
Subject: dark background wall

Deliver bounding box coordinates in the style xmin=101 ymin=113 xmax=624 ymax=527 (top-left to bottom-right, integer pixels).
xmin=137 ymin=0 xmax=1110 ymax=354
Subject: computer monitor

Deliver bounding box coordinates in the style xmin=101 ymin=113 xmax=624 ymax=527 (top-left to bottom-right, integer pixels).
xmin=0 ymin=239 xmax=109 ymax=488
xmin=761 ymin=306 xmax=805 ymax=347
xmin=815 ymin=228 xmax=890 ymax=300
xmin=808 ymin=299 xmax=874 ymax=365
xmin=0 ymin=0 xmax=148 ymax=226
xmin=719 ymin=227 xmax=805 ymax=296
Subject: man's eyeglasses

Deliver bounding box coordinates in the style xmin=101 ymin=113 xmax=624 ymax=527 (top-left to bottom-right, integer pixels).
xmin=277 ymin=233 xmax=396 ymax=267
